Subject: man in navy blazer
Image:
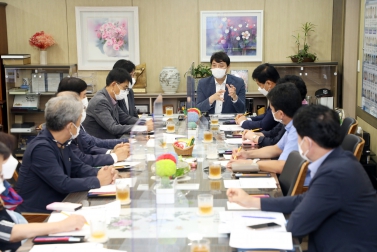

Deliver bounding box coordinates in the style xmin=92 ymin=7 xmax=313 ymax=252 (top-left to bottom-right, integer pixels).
xmin=227 ymin=105 xmax=377 ymax=251
xmin=235 ymin=63 xmax=280 ymax=131
xmin=196 ymin=52 xmax=245 ymax=114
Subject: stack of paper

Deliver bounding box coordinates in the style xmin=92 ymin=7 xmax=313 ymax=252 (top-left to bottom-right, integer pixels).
xmin=218 ymin=114 xmax=235 ymax=119
xmin=223 ymin=178 xmax=277 ymax=189
xmin=220 ymin=124 xmax=244 ymax=131
xmin=224 ymin=138 xmax=243 ymax=145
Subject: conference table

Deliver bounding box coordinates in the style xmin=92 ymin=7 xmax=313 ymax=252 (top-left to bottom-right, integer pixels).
xmin=17 ymin=114 xmax=302 ymax=252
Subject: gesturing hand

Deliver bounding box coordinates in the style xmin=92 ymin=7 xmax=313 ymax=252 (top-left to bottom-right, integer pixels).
xmin=226 ymin=84 xmax=237 ymax=100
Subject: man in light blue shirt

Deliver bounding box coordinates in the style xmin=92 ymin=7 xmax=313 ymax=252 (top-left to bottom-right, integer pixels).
xmin=229 ymin=83 xmax=301 ymax=174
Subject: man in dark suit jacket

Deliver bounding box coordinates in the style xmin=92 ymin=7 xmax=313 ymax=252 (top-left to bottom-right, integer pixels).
xmin=227 ymin=105 xmax=377 ymax=252
xmin=83 ymin=68 xmax=152 ymax=139
xmin=16 ymin=96 xmax=118 ymax=213
xmin=113 ymin=60 xmax=139 ymax=118
xmin=196 ymin=52 xmax=245 ymax=114
xmin=235 ymin=63 xmax=280 ymax=131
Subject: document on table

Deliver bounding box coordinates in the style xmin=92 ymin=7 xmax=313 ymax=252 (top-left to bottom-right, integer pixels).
xmin=175 ymin=183 xmax=200 ymax=190
xmin=218 ymin=114 xmax=235 ymax=119
xmin=48 ymin=201 xmax=121 ymax=237
xmin=219 ymin=124 xmax=244 ymax=131
xmin=146 ymin=139 xmax=155 ymax=147
xmin=163 ymin=133 xmax=186 ymax=143
xmin=223 ymin=178 xmax=277 ymax=189
xmin=219 ymin=210 xmax=287 ymax=234
xmin=227 ymin=201 xmax=259 ymax=210
xmin=230 ymin=228 xmax=293 ymax=250
xmin=113 ymin=161 xmax=140 ymax=167
xmin=30 ymin=243 xmax=105 ymax=252
xmin=88 ymin=177 xmax=137 ymax=194
xmin=224 ymin=138 xmax=243 ymax=145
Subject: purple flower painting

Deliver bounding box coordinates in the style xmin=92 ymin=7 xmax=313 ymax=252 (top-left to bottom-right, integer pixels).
xmin=201 ymin=11 xmax=263 ymax=62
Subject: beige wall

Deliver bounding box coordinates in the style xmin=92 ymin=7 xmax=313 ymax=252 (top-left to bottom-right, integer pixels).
xmin=4 ymin=0 xmax=333 ymax=92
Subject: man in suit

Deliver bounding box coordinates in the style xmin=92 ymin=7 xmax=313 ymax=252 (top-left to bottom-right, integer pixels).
xmin=16 ymin=96 xmax=118 ymax=213
xmin=227 ymin=104 xmax=377 ymax=252
xmin=235 ymin=63 xmax=280 ymax=131
xmin=196 ymin=51 xmax=245 ymax=114
xmin=113 ymin=60 xmax=139 ymax=118
xmin=83 ymin=68 xmax=153 ymax=139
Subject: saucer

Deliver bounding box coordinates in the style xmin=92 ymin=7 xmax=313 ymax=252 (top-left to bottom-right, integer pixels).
xmin=208 ymin=174 xmax=222 ymax=180
xmin=206 ymin=155 xmax=218 ymax=159
xmin=202 ymin=140 xmax=213 ymax=143
xmin=196 ymin=211 xmax=214 ymax=217
xmin=120 ymin=199 xmax=131 ymax=205
xmin=88 ymin=235 xmax=109 ymax=243
xmin=166 ymin=130 xmax=175 ymax=133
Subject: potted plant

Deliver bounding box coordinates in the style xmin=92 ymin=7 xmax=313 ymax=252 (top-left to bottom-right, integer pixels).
xmin=288 ymin=22 xmax=317 ymax=63
xmin=186 ymin=64 xmax=212 ymax=89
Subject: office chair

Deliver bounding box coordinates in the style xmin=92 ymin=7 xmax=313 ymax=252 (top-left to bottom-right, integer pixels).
xmin=279 ymin=151 xmax=308 ymax=196
xmin=339 ymin=117 xmax=357 ymax=140
xmin=341 ymin=134 xmax=365 ymax=161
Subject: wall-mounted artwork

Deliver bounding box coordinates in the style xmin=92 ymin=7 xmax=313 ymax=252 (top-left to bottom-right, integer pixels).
xmin=200 ymin=10 xmax=263 ymax=62
xmin=75 ymin=7 xmax=140 ymax=70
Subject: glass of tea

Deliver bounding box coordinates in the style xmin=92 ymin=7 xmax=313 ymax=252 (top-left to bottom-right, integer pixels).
xmin=210 ymin=115 xmax=219 ymax=125
xmin=90 ymin=211 xmax=108 ymax=243
xmin=166 ymin=106 xmax=173 ymax=116
xmin=208 ymin=162 xmax=222 ymax=179
xmin=203 ymin=131 xmax=213 ymax=142
xmin=166 ymin=121 xmax=175 ymax=133
xmin=191 ymin=239 xmax=210 ymax=252
xmin=116 ymin=179 xmax=131 ymax=205
xmin=197 ymin=194 xmax=213 ymax=216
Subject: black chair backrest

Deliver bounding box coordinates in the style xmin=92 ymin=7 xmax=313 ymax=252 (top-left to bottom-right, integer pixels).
xmin=341 ymin=134 xmax=362 ymax=154
xmin=279 ymin=151 xmax=307 ymax=196
xmin=339 ymin=117 xmax=356 ymax=140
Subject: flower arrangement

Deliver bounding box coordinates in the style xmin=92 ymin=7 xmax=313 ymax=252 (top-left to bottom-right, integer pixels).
xmin=29 ymin=31 xmax=55 ymax=50
xmin=96 ymin=21 xmax=127 ymax=52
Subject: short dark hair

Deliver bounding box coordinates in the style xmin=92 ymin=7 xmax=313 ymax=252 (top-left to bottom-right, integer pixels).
xmin=210 ymin=51 xmax=230 ymax=66
xmin=0 ymin=133 xmax=17 ymax=152
xmin=293 ymin=104 xmax=342 ymax=148
xmin=252 ymin=63 xmax=280 ymax=83
xmin=113 ymin=59 xmax=136 ymax=73
xmin=267 ymin=82 xmax=302 ymax=118
xmin=0 ymin=142 xmax=11 ymax=161
xmin=277 ymin=75 xmax=307 ymax=100
xmin=57 ymin=77 xmax=87 ymax=95
xmin=106 ymin=68 xmax=132 ymax=86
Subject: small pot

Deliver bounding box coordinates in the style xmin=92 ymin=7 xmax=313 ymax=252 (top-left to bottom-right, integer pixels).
xmin=290 ymin=56 xmax=316 ymax=63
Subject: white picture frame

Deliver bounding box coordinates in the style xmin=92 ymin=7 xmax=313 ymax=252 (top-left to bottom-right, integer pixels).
xmin=200 ymin=10 xmax=263 ymax=62
xmin=75 ymin=6 xmax=140 ymax=70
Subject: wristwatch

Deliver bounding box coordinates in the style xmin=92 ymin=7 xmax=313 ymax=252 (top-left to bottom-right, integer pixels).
xmin=253 ymin=158 xmax=260 ymax=164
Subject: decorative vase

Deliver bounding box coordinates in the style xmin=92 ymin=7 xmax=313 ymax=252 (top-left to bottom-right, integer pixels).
xmin=159 ymin=67 xmax=180 ymax=94
xmin=103 ymin=43 xmax=119 ymax=57
xmin=40 ymin=50 xmax=47 ymax=65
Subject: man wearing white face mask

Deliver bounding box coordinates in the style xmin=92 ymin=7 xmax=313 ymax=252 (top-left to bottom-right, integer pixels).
xmin=16 ymin=96 xmax=119 ymax=213
xmin=227 ymin=105 xmax=377 ymax=251
xmin=196 ymin=51 xmax=246 ymax=114
xmin=83 ymin=68 xmax=153 ymax=139
xmin=113 ymin=59 xmax=139 ymax=118
xmin=235 ymin=63 xmax=280 ymax=131
xmin=228 ymin=83 xmax=301 ymax=174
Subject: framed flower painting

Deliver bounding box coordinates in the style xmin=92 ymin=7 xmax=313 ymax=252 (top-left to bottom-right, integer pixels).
xmin=75 ymin=7 xmax=140 ymax=70
xmin=200 ymin=10 xmax=263 ymax=62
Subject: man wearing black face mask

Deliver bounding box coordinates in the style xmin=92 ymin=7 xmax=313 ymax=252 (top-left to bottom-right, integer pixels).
xmin=196 ymin=51 xmax=246 ymax=114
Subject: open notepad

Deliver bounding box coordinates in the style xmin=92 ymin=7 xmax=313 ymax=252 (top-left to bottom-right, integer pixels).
xmin=88 ymin=178 xmax=137 ymax=197
xmin=223 ymin=178 xmax=277 ymax=189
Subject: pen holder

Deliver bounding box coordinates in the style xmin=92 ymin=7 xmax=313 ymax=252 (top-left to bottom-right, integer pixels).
xmin=173 ymin=145 xmax=194 ymax=156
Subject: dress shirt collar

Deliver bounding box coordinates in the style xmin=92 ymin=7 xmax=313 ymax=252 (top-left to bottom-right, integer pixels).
xmin=308 ymin=149 xmax=334 ymax=179
xmin=284 ymin=119 xmax=293 ymax=132
xmin=214 ymin=75 xmax=227 ymax=86
xmin=110 ymin=94 xmax=117 ymax=106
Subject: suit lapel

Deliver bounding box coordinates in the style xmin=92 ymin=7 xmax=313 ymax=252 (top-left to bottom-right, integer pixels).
xmin=103 ymin=88 xmax=120 ymax=123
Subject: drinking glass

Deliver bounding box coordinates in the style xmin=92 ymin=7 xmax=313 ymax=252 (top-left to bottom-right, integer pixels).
xmin=203 ymin=131 xmax=213 ymax=142
xmin=166 ymin=106 xmax=173 ymax=116
xmin=197 ymin=194 xmax=213 ymax=216
xmin=191 ymin=239 xmax=210 ymax=252
xmin=116 ymin=180 xmax=131 ymax=205
xmin=166 ymin=121 xmax=175 ymax=133
xmin=210 ymin=115 xmax=219 ymax=125
xmin=208 ymin=162 xmax=222 ymax=179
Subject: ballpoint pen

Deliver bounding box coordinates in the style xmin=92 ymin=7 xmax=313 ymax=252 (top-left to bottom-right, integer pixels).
xmin=242 ymin=216 xmax=276 ymax=219
xmin=233 ymin=146 xmax=242 ymax=160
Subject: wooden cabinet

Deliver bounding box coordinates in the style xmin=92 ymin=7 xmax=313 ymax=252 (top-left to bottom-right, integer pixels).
xmin=271 ymin=62 xmax=339 ymax=108
xmin=3 ymin=64 xmax=77 ymax=156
